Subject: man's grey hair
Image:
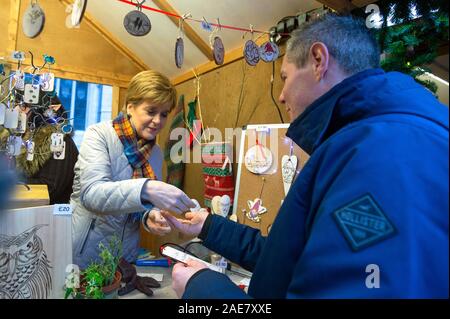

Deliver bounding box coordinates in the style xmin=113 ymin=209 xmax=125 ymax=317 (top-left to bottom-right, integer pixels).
xmin=286 ymin=14 xmax=380 ymax=75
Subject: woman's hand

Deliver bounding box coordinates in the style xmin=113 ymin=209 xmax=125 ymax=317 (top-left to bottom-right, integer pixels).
xmin=141 ymin=180 xmax=196 ymax=215
xmin=161 ymin=209 xmax=209 ymax=237
xmin=145 ymin=209 xmax=172 ymax=235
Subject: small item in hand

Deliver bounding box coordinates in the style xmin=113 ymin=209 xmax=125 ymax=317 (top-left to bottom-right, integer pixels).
xmin=190 ymin=199 xmax=201 ymax=212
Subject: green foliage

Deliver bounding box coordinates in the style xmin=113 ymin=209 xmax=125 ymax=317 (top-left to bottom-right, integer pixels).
xmin=64 ymin=236 xmax=123 ymax=299
xmin=366 ymin=0 xmax=449 ymax=95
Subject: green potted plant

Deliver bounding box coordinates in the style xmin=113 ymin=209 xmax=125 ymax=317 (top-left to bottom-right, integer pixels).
xmin=65 ymin=236 xmax=123 ymax=299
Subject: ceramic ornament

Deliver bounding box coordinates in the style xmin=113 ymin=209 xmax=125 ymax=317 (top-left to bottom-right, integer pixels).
xmin=123 ymin=9 xmax=151 ymax=36
xmin=211 ymin=195 xmax=231 ymax=217
xmin=246 ymin=198 xmax=267 ymax=223
xmin=22 ymin=1 xmax=45 ymax=38
xmin=259 ymin=41 xmax=279 ymax=62
xmin=175 ymin=37 xmax=184 ymax=68
xmin=40 ymin=72 xmax=54 ymax=92
xmin=213 ymin=36 xmax=225 ymax=65
xmin=243 ymin=40 xmax=260 ymax=66
xmin=71 ymin=0 xmax=87 ymax=27
xmin=281 ymin=155 xmax=298 ymax=196
xmin=244 ymin=144 xmax=273 ymax=174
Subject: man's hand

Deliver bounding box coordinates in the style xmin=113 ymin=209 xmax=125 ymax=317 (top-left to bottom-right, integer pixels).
xmin=161 ymin=209 xmax=209 ymax=237
xmin=145 ymin=209 xmax=171 ymax=236
xmin=172 ymin=259 xmax=208 ymax=298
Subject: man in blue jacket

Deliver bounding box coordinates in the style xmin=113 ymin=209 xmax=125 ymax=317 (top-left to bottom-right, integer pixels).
xmin=163 ymin=14 xmax=449 ymax=298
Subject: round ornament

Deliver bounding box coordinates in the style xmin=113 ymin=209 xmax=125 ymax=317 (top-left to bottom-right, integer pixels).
xmin=213 ymin=36 xmax=225 ymax=65
xmin=123 ymin=10 xmax=151 ymax=36
xmin=22 ymin=2 xmax=45 ymax=38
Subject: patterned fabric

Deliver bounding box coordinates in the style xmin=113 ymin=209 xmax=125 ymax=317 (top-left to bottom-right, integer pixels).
xmin=164 ymin=95 xmax=186 ymax=189
xmin=113 ymin=112 xmax=156 ymax=179
xmin=201 ymin=142 xmax=235 ymax=211
xmin=112 ymin=112 xmax=157 ymax=220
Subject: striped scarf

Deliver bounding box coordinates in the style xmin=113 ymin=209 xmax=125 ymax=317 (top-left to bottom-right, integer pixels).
xmin=113 ymin=112 xmax=156 ymax=220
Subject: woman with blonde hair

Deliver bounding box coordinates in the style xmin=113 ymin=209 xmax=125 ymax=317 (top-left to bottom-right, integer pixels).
xmin=71 ymin=70 xmax=195 ymax=270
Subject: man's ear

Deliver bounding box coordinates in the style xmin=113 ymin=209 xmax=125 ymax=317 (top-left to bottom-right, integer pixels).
xmin=309 ymin=42 xmax=330 ymax=82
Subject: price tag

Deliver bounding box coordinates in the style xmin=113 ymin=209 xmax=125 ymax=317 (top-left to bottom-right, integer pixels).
xmin=4 ymin=107 xmax=19 ymax=129
xmin=40 ymin=72 xmax=55 ymax=92
xmin=53 ymin=141 xmax=66 ymax=160
xmin=26 ymin=141 xmax=35 ymax=161
xmin=15 ymin=111 xmax=27 ymax=133
xmin=7 ymin=135 xmax=23 ymax=156
xmin=24 ymin=83 xmax=40 ymax=104
xmin=53 ymin=204 xmax=72 ymax=215
xmin=50 ymin=133 xmax=64 ymax=152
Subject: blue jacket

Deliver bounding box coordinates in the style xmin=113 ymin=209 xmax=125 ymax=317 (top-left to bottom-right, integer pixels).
xmin=184 ymin=69 xmax=449 ymax=299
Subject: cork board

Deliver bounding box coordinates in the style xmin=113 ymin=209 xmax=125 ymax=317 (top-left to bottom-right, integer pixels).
xmin=232 ymin=124 xmax=309 ymax=236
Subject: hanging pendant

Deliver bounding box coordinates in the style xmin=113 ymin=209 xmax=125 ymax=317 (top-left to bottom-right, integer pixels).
xmin=71 ymin=0 xmax=87 ymax=27
xmin=123 ymin=10 xmax=151 ymax=36
xmin=211 ymin=195 xmax=231 ymax=217
xmin=175 ymin=37 xmax=184 ymax=68
xmin=23 ymin=1 xmax=45 ymax=38
xmin=213 ymin=36 xmax=225 ymax=65
xmin=246 ymin=198 xmax=267 ymax=223
xmin=244 ymin=144 xmax=273 ymax=174
xmin=281 ymin=155 xmax=298 ymax=196
xmin=40 ymin=72 xmax=55 ymax=92
xmin=259 ymin=41 xmax=279 ymax=63
xmin=26 ymin=141 xmax=35 ymax=161
xmin=243 ymin=40 xmax=260 ymax=66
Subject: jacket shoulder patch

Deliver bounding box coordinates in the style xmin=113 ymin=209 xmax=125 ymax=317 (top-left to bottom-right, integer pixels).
xmin=333 ymin=194 xmax=396 ymax=251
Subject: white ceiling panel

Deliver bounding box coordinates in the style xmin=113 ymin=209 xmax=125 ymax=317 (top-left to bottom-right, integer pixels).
xmin=86 ymin=0 xmax=323 ymax=78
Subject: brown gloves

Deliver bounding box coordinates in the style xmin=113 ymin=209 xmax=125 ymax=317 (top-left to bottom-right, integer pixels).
xmin=118 ymin=258 xmax=161 ymax=297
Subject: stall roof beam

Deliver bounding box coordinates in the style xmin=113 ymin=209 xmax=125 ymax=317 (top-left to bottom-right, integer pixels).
xmin=59 ymin=0 xmax=149 ymax=71
xmin=152 ymin=0 xmax=214 ymax=61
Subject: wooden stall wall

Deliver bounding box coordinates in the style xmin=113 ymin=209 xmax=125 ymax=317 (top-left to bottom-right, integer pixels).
xmin=2 ymin=0 xmax=144 ymax=88
xmin=0 ymin=0 xmax=10 ymax=54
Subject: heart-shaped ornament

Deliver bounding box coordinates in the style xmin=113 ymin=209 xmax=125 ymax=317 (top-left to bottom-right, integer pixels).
xmin=281 ymin=155 xmax=298 ymax=196
xmin=211 ymin=196 xmax=221 ymax=215
xmin=211 ymin=195 xmax=231 ymax=217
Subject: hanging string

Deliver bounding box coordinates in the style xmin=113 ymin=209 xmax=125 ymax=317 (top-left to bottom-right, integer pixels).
xmin=118 ymin=0 xmax=290 ymax=36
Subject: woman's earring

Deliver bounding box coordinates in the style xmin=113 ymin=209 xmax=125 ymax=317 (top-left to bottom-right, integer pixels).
xmin=127 ymin=113 xmax=132 ymax=118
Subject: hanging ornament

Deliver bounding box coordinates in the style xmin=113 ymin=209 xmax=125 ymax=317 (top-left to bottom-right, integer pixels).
xmin=281 ymin=155 xmax=297 ymax=196
xmin=281 ymin=139 xmax=298 ymax=196
xmin=259 ymin=41 xmax=279 ymax=63
xmin=210 ymin=19 xmax=224 ymax=66
xmin=244 ymin=137 xmax=273 ymax=175
xmin=244 ymin=40 xmax=260 ymax=66
xmin=26 ymin=140 xmax=35 ymax=162
xmin=40 ymin=72 xmax=55 ymax=92
xmin=243 ymin=25 xmax=259 ymax=66
xmin=175 ymin=15 xmax=186 ymax=69
xmin=71 ymin=0 xmax=87 ymax=27
xmin=23 ymin=0 xmax=45 ymax=38
xmin=213 ymin=36 xmax=225 ymax=65
xmin=246 ymin=198 xmax=267 ymax=223
xmin=175 ymin=38 xmax=184 ymax=69
xmin=211 ymin=195 xmax=231 ymax=217
xmin=123 ymin=1 xmax=151 ymax=37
